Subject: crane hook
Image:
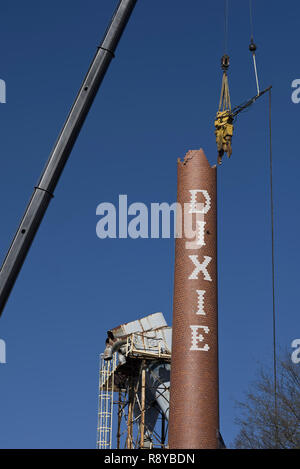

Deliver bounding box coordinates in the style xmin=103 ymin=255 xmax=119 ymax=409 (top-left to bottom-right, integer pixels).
xmin=249 ymin=38 xmax=257 ymax=53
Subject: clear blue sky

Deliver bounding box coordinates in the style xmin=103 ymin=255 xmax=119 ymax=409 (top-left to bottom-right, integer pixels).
xmin=0 ymin=0 xmax=299 ymax=449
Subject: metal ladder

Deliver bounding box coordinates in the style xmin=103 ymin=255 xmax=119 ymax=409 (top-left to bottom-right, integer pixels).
xmin=97 ymin=353 xmax=117 ymax=449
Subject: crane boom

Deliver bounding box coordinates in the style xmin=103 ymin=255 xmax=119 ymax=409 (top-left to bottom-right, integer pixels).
xmin=229 ymin=85 xmax=272 ymax=119
xmin=0 ymin=0 xmax=137 ymax=316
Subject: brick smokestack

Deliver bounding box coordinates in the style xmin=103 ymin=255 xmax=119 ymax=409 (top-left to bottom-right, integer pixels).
xmin=168 ymin=149 xmax=219 ymax=449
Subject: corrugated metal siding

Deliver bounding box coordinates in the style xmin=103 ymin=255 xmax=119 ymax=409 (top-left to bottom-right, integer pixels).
xmin=109 ymin=312 xmax=167 ymax=339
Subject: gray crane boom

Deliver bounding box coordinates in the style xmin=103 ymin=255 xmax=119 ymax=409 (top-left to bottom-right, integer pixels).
xmin=0 ymin=0 xmax=137 ymax=316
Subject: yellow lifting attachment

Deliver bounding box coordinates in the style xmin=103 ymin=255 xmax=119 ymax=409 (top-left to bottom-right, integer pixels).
xmin=215 ymin=55 xmax=234 ymax=165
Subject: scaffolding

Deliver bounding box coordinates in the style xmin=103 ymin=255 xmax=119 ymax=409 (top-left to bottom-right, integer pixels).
xmin=97 ymin=324 xmax=171 ymax=449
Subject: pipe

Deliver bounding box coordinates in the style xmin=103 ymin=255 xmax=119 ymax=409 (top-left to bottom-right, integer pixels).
xmin=104 ymin=339 xmax=127 ymax=361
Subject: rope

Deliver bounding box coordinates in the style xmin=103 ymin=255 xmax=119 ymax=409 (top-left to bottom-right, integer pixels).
xmin=218 ymin=73 xmax=231 ymax=112
xmin=268 ymin=89 xmax=279 ymax=448
xmin=248 ymin=0 xmax=260 ymax=95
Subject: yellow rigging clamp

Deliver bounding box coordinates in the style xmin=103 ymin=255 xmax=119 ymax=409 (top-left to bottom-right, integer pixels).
xmin=215 ymin=55 xmax=234 ymax=165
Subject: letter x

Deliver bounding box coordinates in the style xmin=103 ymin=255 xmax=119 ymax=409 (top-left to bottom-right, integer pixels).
xmin=188 ymin=255 xmax=212 ymax=281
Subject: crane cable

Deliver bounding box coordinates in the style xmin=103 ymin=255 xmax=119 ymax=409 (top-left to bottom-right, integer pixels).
xmin=224 ymin=0 xmax=229 ymax=55
xmin=268 ymin=89 xmax=279 ymax=448
xmin=250 ymin=0 xmax=279 ymax=446
xmin=249 ymin=0 xmax=260 ymax=95
xmin=219 ymin=0 xmax=230 ymax=113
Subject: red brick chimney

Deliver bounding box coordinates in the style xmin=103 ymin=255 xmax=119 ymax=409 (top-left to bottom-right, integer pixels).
xmin=168 ymin=149 xmax=219 ymax=449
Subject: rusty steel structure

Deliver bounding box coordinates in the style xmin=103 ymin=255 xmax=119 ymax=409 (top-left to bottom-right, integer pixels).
xmin=168 ymin=149 xmax=219 ymax=449
xmin=98 ymin=313 xmax=171 ymax=449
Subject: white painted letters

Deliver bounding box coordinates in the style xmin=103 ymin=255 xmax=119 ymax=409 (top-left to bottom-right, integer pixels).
xmin=187 ymin=187 xmax=213 ymax=352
